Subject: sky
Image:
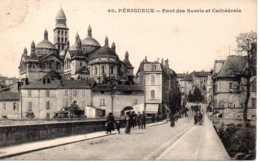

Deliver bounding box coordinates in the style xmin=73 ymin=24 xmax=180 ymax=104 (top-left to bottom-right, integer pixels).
xmin=0 ymin=0 xmax=256 ymax=77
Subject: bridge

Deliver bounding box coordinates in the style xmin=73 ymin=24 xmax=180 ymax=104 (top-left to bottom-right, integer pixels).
xmin=0 ymin=105 xmax=230 ymax=160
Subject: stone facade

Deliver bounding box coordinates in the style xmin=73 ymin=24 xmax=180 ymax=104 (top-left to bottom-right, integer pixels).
xmin=20 ymin=80 xmax=92 ymax=119
xmin=212 ymin=55 xmax=256 ymax=120
xmin=0 ymin=91 xmax=20 ymax=119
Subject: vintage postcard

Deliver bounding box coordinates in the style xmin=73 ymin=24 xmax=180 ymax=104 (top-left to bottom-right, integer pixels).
xmin=0 ymin=0 xmax=257 ymax=161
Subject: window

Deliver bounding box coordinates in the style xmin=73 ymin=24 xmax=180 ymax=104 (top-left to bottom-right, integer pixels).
xmin=65 ymin=101 xmax=69 ymax=107
xmin=95 ymin=67 xmax=98 ymax=75
xmin=3 ymin=103 xmax=6 ymax=110
xmin=46 ymin=101 xmax=50 ymax=110
xmin=28 ymin=102 xmax=32 ymax=112
xmin=151 ymin=90 xmax=155 ymax=99
xmin=46 ymin=113 xmax=50 ymax=119
xmin=133 ymin=99 xmax=138 ymax=105
xmin=229 ymin=82 xmax=233 ymax=90
xmin=13 ymin=103 xmax=17 ymax=111
xmin=252 ymin=98 xmax=256 ymax=108
xmin=152 ymin=64 xmax=156 ymax=70
xmin=228 ymin=103 xmax=233 ymax=108
xmin=80 ymin=62 xmax=83 ymax=67
xmin=102 ymin=66 xmax=105 ymax=74
xmin=46 ymin=90 xmax=50 ymax=97
xmin=28 ymin=90 xmax=32 ymax=97
xmin=151 ymin=75 xmax=155 ymax=85
xmin=100 ymin=99 xmax=106 ymax=106
xmin=110 ymin=66 xmax=114 ymax=74
xmin=73 ymin=90 xmax=77 ymax=97
xmin=65 ymin=90 xmax=68 ymax=96
xmin=82 ymin=101 xmax=85 ymax=108
xmin=82 ymin=90 xmax=85 ymax=97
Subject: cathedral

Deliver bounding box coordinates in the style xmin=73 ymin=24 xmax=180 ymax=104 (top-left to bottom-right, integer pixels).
xmin=19 ymin=7 xmax=134 ymax=84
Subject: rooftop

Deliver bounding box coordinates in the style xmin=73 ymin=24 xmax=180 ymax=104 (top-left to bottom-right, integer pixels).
xmin=0 ymin=91 xmax=20 ymax=101
xmin=21 ymin=79 xmax=94 ymax=89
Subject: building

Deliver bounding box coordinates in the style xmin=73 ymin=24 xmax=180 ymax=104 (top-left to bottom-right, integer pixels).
xmin=190 ymin=70 xmax=210 ymax=100
xmin=14 ymin=7 xmax=180 ymax=119
xmin=19 ymin=7 xmax=133 ymax=85
xmin=20 ymin=79 xmax=92 ymax=119
xmin=136 ymin=58 xmax=179 ymax=115
xmin=212 ymin=55 xmax=256 ymax=120
xmin=0 ymin=91 xmax=20 ymax=119
xmin=176 ymin=73 xmax=193 ymax=96
xmin=0 ymin=75 xmax=18 ymax=89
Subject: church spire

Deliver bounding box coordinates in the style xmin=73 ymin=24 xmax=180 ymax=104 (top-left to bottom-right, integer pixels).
xmin=44 ymin=29 xmax=48 ymax=40
xmin=88 ymin=25 xmax=92 ymax=37
xmin=30 ymin=41 xmax=36 ymax=56
xmin=111 ymin=42 xmax=116 ymax=51
xmin=105 ymin=36 xmax=109 ymax=47
xmin=76 ymin=32 xmax=80 ymax=42
xmin=125 ymin=51 xmax=129 ymax=60
xmin=54 ymin=7 xmax=69 ymax=52
xmin=23 ymin=47 xmax=28 ymax=56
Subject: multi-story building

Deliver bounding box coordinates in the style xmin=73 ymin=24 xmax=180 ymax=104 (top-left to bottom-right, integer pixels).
xmin=190 ymin=70 xmax=210 ymax=99
xmin=176 ymin=73 xmax=193 ymax=98
xmin=212 ymin=54 xmax=256 ymax=120
xmin=136 ymin=58 xmax=179 ymax=115
xmin=0 ymin=91 xmax=20 ymax=119
xmin=20 ymin=79 xmax=92 ymax=119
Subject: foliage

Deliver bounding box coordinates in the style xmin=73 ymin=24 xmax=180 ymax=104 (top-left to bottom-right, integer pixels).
xmin=187 ymin=87 xmax=204 ymax=102
xmin=217 ymin=123 xmax=256 ymax=160
xmin=235 ymin=31 xmax=257 ymax=120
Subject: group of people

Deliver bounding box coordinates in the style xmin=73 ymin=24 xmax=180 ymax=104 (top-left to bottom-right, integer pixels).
xmin=105 ymin=111 xmax=147 ymax=135
xmin=125 ymin=111 xmax=146 ymax=134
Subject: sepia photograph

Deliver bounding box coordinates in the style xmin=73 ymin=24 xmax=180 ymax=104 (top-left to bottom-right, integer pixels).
xmin=0 ymin=0 xmax=257 ymax=161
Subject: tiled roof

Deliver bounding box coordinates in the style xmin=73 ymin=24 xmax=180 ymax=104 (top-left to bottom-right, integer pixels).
xmin=177 ymin=73 xmax=188 ymax=78
xmin=0 ymin=91 xmax=20 ymax=101
xmin=21 ymin=79 xmax=93 ymax=89
xmin=92 ymin=84 xmax=143 ymax=91
xmin=191 ymin=71 xmax=210 ymax=77
xmin=75 ymin=66 xmax=90 ymax=75
xmin=217 ymin=55 xmax=247 ymax=78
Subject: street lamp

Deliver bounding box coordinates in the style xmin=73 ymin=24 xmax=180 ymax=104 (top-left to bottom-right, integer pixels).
xmin=108 ymin=79 xmax=118 ymax=115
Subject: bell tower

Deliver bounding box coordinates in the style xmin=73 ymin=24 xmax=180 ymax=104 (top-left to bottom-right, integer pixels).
xmin=54 ymin=7 xmax=69 ymax=52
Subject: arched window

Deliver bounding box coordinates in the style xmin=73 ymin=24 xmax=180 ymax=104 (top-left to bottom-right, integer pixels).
xmin=95 ymin=67 xmax=98 ymax=75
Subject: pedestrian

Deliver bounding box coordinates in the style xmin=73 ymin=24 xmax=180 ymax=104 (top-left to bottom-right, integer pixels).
xmin=141 ymin=111 xmax=146 ymax=129
xmin=115 ymin=120 xmax=121 ymax=134
xmin=106 ymin=112 xmax=115 ymax=134
xmin=170 ymin=112 xmax=175 ymax=127
xmin=125 ymin=111 xmax=131 ymax=134
xmin=151 ymin=114 xmax=155 ymax=123
xmin=184 ymin=107 xmax=188 ymax=117
xmin=131 ymin=111 xmax=137 ymax=129
xmin=137 ymin=112 xmax=142 ymax=129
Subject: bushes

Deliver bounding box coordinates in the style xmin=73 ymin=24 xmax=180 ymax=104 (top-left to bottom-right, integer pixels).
xmin=217 ymin=122 xmax=256 ymax=160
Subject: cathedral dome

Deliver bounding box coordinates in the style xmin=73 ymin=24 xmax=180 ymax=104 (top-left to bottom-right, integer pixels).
xmin=89 ymin=46 xmax=118 ymax=59
xmin=81 ymin=25 xmax=100 ymax=47
xmin=82 ymin=37 xmax=100 ymax=47
xmin=36 ymin=29 xmax=56 ymax=49
xmin=36 ymin=40 xmax=56 ymax=49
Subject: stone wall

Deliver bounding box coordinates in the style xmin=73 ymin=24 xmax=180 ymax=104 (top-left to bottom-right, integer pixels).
xmin=0 ymin=118 xmax=153 ymax=147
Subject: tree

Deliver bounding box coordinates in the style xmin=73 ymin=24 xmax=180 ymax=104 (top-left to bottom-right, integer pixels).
xmin=188 ymin=90 xmax=193 ymax=102
xmin=193 ymin=87 xmax=203 ymax=102
xmin=236 ymin=31 xmax=257 ymax=121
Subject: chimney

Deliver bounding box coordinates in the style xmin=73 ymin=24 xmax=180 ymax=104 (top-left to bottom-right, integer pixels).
xmin=161 ymin=58 xmax=164 ymax=65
